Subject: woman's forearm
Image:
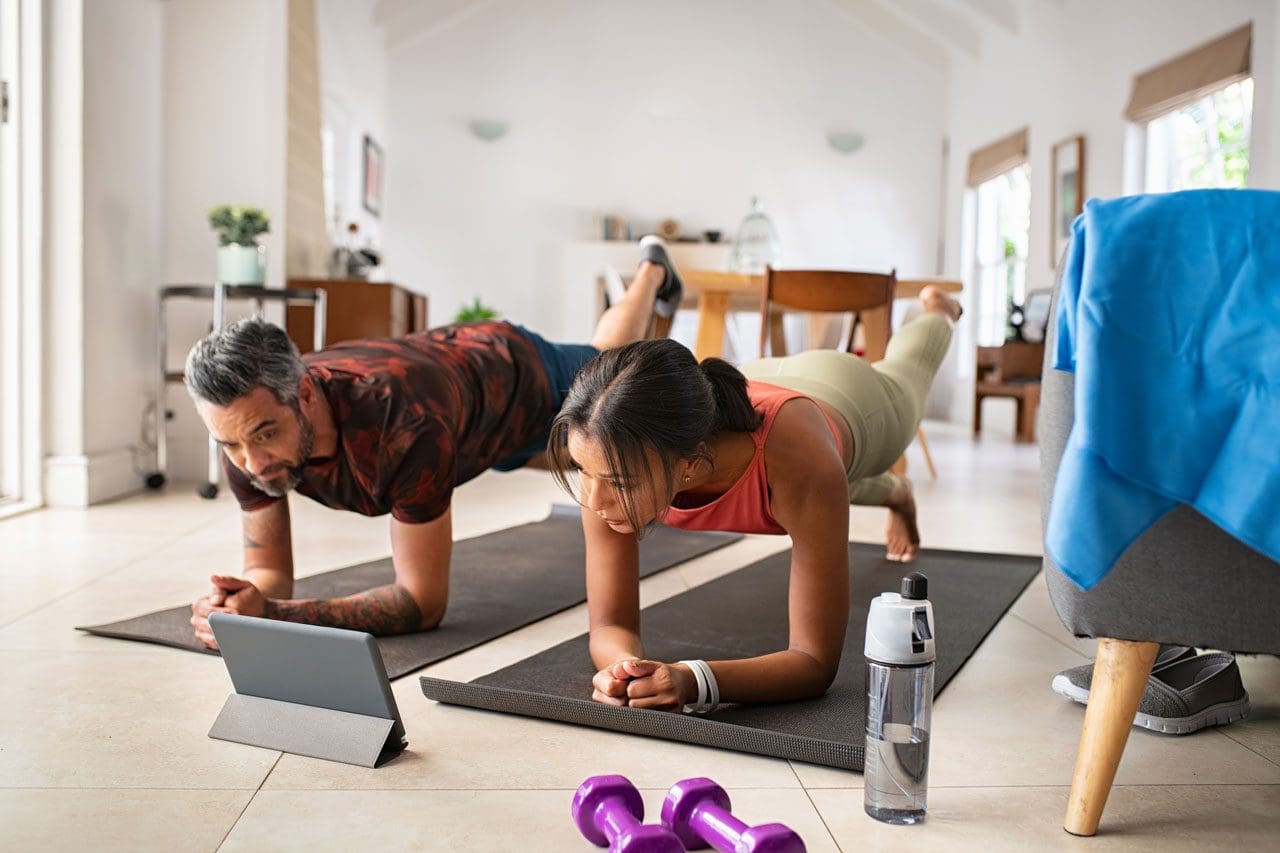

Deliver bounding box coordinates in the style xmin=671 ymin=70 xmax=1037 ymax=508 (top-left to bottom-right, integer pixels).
xmin=589 ymin=625 xmax=645 ymax=670
xmin=704 ymin=649 xmax=839 ymax=705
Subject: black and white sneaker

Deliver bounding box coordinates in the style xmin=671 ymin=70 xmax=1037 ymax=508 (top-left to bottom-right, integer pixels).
xmin=639 ymin=235 xmax=684 ymax=319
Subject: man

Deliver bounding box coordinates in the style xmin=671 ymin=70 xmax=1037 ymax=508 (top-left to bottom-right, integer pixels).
xmin=187 ymin=239 xmax=683 ymax=648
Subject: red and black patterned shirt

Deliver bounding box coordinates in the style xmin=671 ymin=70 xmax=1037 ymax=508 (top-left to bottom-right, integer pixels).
xmin=224 ymin=322 xmax=554 ymax=524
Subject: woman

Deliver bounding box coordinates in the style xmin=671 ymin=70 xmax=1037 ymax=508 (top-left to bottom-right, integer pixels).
xmin=548 ymin=287 xmax=961 ymax=712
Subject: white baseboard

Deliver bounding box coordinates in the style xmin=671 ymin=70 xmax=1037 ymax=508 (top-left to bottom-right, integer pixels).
xmin=44 ymin=448 xmax=147 ymax=507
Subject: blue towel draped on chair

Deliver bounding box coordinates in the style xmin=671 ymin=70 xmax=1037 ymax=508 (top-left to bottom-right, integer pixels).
xmin=1047 ymin=189 xmax=1280 ymax=590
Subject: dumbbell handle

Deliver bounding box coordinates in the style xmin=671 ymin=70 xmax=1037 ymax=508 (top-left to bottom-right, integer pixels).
xmin=597 ymin=800 xmax=644 ymax=839
xmin=689 ymin=803 xmax=750 ymax=850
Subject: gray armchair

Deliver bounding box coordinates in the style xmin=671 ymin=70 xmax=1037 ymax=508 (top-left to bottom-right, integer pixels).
xmin=1039 ymin=269 xmax=1280 ymax=836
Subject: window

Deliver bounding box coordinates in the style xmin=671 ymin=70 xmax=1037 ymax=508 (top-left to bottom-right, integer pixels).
xmin=1 ymin=0 xmax=19 ymax=504
xmin=1145 ymin=78 xmax=1252 ymax=192
xmin=0 ymin=0 xmax=42 ymax=514
xmin=972 ymin=165 xmax=1031 ymax=347
xmin=321 ymin=95 xmax=350 ymax=240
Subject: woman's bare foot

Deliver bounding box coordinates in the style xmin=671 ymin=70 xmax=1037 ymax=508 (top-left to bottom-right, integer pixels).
xmin=885 ymin=475 xmax=921 ymax=562
xmin=919 ymin=285 xmax=963 ymax=322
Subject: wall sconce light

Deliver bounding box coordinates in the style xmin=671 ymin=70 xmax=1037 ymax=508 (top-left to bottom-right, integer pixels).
xmin=469 ymin=119 xmax=509 ymax=142
xmin=826 ymin=131 xmax=865 ymax=154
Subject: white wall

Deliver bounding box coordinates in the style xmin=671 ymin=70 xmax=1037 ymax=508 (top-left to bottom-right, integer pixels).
xmin=315 ymin=0 xmax=387 ymax=250
xmin=41 ymin=0 xmax=87 ymax=504
xmin=158 ymin=0 xmax=289 ymax=483
xmin=80 ymin=0 xmax=164 ymax=485
xmin=162 ymin=1 xmax=287 ymax=287
xmin=382 ymin=0 xmax=949 ymax=339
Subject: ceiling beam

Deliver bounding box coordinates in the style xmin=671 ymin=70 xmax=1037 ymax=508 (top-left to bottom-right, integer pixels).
xmin=958 ymin=0 xmax=1018 ymax=34
xmin=892 ymin=0 xmax=982 ymax=58
xmin=372 ymin=0 xmax=503 ymax=51
xmin=823 ymin=0 xmax=950 ymax=76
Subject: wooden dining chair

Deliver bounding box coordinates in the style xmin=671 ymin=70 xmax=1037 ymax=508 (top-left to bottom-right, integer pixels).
xmin=757 ymin=266 xmax=937 ymax=479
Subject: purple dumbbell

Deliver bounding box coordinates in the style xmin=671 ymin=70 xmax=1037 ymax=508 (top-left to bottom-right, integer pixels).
xmin=572 ymin=774 xmax=684 ymax=852
xmin=661 ymin=778 xmax=806 ymax=853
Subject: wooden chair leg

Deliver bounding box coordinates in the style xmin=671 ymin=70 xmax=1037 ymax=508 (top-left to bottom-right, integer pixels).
xmin=651 ymin=314 xmax=673 ymax=340
xmin=1064 ymin=638 xmax=1159 ymax=837
xmin=915 ymin=427 xmax=937 ymax=480
xmin=1023 ymin=387 xmax=1041 ymax=443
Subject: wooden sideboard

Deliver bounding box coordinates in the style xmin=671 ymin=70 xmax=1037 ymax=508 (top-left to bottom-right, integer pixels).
xmin=285 ymin=278 xmax=429 ymax=354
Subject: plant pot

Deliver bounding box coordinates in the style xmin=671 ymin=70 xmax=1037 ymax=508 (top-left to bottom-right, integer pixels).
xmin=217 ymin=244 xmax=266 ymax=285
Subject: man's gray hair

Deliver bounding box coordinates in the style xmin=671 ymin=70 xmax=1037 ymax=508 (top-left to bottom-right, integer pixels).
xmin=185 ymin=317 xmax=307 ymax=408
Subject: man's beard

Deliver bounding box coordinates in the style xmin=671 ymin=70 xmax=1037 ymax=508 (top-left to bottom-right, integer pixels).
xmin=249 ymin=412 xmax=316 ymax=497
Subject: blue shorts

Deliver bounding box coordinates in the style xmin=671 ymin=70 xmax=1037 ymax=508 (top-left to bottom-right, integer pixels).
xmin=491 ymin=325 xmax=599 ymax=471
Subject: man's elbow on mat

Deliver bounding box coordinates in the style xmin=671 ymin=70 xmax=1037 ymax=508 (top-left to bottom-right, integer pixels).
xmin=415 ymin=596 xmax=447 ymax=631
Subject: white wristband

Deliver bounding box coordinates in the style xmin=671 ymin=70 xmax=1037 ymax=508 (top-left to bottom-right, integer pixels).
xmin=679 ymin=659 xmax=710 ymax=714
xmin=679 ymin=659 xmax=719 ymax=714
xmin=698 ymin=659 xmax=720 ymax=713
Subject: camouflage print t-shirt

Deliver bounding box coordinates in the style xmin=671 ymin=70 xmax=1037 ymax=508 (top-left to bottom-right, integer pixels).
xmin=223 ymin=322 xmax=553 ymax=524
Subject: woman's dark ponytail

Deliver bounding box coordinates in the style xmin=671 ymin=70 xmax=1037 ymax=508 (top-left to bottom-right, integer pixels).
xmin=699 ymin=357 xmax=761 ymax=434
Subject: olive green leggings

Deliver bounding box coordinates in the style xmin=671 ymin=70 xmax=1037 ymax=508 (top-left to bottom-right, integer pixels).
xmin=739 ymin=312 xmax=954 ymax=505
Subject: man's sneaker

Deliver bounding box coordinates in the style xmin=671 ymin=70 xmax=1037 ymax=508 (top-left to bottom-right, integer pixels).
xmin=1052 ymin=644 xmax=1195 ymax=705
xmin=1130 ymin=652 xmax=1250 ymax=734
xmin=1053 ymin=649 xmax=1250 ymax=735
xmin=639 ymin=234 xmax=684 ymax=319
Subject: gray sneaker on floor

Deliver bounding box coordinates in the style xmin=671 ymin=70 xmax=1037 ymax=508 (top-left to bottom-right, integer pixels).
xmin=1053 ymin=650 xmax=1250 ymax=735
xmin=1052 ymin=644 xmax=1195 ymax=704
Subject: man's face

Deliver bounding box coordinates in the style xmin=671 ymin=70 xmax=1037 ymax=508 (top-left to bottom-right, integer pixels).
xmin=197 ymin=386 xmax=315 ymax=497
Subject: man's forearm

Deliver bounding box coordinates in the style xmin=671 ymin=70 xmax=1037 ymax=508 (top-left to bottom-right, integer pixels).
xmin=245 ymin=566 xmax=292 ymax=599
xmin=265 ymin=583 xmax=425 ymax=635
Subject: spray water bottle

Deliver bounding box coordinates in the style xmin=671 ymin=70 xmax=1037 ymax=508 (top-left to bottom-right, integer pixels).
xmin=863 ymin=571 xmax=935 ymax=824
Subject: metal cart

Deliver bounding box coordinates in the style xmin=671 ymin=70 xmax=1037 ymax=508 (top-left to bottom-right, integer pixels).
xmin=150 ymin=282 xmax=327 ymax=498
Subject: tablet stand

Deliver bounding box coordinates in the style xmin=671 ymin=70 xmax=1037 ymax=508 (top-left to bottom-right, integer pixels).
xmin=209 ymin=693 xmax=403 ymax=768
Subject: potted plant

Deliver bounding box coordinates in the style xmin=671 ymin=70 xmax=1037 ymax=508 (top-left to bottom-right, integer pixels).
xmin=209 ymin=205 xmax=270 ymax=284
xmin=453 ymin=297 xmax=499 ymax=324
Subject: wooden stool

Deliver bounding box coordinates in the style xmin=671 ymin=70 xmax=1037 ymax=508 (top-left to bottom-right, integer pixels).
xmin=974 ymin=342 xmax=1044 ymax=443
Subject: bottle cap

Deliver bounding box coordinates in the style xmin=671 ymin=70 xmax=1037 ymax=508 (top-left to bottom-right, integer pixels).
xmin=900 ymin=571 xmax=928 ymax=600
xmin=865 ymin=574 xmax=936 ymax=665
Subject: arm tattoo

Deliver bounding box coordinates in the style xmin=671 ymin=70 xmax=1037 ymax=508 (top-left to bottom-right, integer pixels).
xmin=243 ymin=533 xmax=263 ymax=549
xmin=266 ymin=584 xmax=425 ymax=635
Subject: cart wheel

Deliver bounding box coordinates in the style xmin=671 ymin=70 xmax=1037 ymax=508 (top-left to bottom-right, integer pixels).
xmin=145 ymin=472 xmax=166 ymax=490
xmin=197 ymin=482 xmax=219 ymax=499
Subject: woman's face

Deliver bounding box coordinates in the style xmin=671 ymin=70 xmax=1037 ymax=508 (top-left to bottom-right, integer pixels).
xmin=566 ymin=429 xmax=677 ymax=534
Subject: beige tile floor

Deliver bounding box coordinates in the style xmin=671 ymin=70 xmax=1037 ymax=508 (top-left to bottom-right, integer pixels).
xmin=1 ymin=420 xmax=1276 ymax=851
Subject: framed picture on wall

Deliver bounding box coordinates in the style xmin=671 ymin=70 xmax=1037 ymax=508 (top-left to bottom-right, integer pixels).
xmin=1051 ymin=135 xmax=1085 ymax=268
xmin=362 ymin=134 xmax=384 ymax=217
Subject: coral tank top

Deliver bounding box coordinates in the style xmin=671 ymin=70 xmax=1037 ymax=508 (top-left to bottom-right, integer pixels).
xmin=663 ymin=381 xmax=844 ymax=535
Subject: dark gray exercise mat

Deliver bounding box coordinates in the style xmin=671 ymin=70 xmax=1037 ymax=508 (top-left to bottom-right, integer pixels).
xmin=420 ymin=543 xmax=1040 ymax=770
xmin=77 ymin=505 xmax=741 ymax=679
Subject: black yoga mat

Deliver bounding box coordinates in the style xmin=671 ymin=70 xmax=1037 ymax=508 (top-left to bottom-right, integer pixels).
xmin=420 ymin=543 xmax=1040 ymax=769
xmin=78 ymin=506 xmax=741 ymax=679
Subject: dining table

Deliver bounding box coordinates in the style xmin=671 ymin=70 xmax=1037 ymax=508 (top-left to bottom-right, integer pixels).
xmin=677 ymin=271 xmax=964 ymax=361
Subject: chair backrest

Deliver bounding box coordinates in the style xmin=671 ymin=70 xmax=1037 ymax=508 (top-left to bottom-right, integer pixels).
xmin=758 ymin=267 xmax=896 ymax=358
xmin=978 ymin=341 xmax=1045 ymax=383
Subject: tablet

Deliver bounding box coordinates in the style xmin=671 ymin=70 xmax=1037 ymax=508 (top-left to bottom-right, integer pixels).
xmin=209 ymin=612 xmax=407 ymax=753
